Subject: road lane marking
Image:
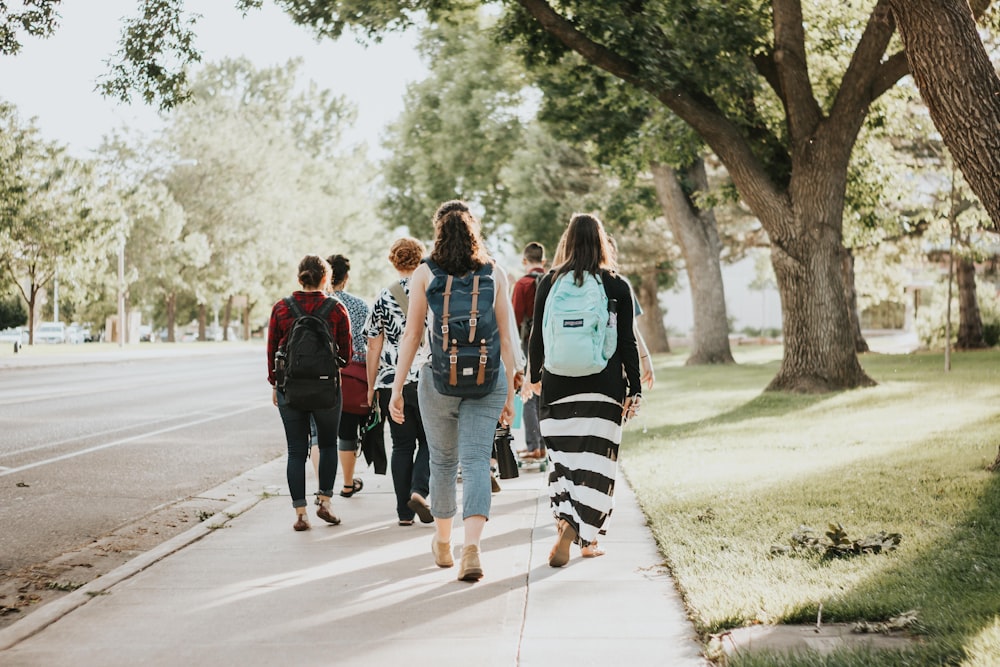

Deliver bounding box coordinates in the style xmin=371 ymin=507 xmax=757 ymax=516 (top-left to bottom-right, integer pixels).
xmin=0 ymin=404 xmax=267 ymax=477
xmin=2 ymin=399 xmax=260 ymax=458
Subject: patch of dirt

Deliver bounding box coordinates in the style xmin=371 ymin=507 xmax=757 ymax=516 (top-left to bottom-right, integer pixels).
xmin=0 ymin=496 xmax=229 ymax=630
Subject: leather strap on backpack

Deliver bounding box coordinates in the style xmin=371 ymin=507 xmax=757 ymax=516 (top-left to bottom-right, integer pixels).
xmin=441 ymin=275 xmax=453 ymax=351
xmin=449 ymin=341 xmax=458 ymax=386
xmin=477 ymin=339 xmax=487 ymax=385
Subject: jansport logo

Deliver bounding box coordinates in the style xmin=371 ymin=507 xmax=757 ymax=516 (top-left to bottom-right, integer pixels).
xmin=562 ymin=319 xmax=584 ymax=328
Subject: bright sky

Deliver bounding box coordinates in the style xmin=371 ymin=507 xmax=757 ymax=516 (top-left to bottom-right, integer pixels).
xmin=0 ymin=1 xmax=427 ymax=158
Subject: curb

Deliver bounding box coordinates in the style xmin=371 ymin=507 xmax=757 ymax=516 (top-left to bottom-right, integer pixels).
xmin=0 ymin=495 xmax=264 ymax=651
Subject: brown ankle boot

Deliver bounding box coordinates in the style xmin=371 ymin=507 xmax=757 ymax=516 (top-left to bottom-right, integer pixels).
xmin=457 ymin=544 xmax=483 ymax=582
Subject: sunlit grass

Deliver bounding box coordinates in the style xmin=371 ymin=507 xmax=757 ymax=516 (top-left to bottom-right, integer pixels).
xmin=623 ymin=346 xmax=1000 ymax=666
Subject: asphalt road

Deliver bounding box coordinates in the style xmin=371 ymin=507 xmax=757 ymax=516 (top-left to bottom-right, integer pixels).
xmin=0 ymin=348 xmax=282 ymax=576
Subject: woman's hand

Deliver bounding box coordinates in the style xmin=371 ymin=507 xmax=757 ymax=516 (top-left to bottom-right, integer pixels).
xmin=526 ymin=381 xmax=541 ymax=400
xmin=366 ymin=387 xmax=376 ymax=408
xmin=389 ymin=388 xmax=405 ymax=424
xmin=272 ymin=386 xmax=278 ymax=407
xmin=622 ymin=394 xmax=641 ymax=421
xmin=500 ymin=394 xmax=515 ymax=426
xmin=641 ymin=356 xmax=655 ymax=390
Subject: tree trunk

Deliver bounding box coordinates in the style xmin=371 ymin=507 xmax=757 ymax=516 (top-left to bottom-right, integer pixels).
xmin=244 ymin=300 xmax=253 ymax=342
xmin=842 ymin=248 xmax=869 ymax=353
xmin=988 ymin=445 xmax=1000 ymax=473
xmin=634 ymin=270 xmax=670 ymax=354
xmin=765 ymin=158 xmax=875 ymax=392
xmin=889 ymin=0 xmax=1000 ymax=229
xmin=198 ymin=304 xmax=207 ymax=342
xmin=956 ymin=257 xmax=986 ymax=349
xmin=223 ymin=295 xmax=233 ymax=342
xmin=650 ymin=160 xmax=734 ymax=365
xmin=27 ymin=286 xmax=38 ymax=346
xmin=166 ymin=292 xmax=176 ymax=343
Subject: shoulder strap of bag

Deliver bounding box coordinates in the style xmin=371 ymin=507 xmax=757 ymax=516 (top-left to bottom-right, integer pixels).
xmin=284 ymin=296 xmax=305 ymax=320
xmin=388 ymin=281 xmax=409 ymax=316
xmin=315 ymin=296 xmax=338 ymax=321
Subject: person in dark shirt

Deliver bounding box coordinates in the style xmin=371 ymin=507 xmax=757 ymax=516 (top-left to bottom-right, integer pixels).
xmin=267 ymin=254 xmax=352 ymax=532
xmin=527 ymin=214 xmax=641 ymax=566
xmin=511 ymin=242 xmax=546 ymax=459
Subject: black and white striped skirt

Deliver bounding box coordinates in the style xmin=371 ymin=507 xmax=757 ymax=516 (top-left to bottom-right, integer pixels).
xmin=539 ymin=391 xmax=623 ymax=546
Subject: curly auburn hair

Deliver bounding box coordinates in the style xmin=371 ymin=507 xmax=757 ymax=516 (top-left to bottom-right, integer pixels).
xmin=429 ymin=200 xmax=491 ymax=275
xmin=388 ymin=237 xmax=426 ymax=272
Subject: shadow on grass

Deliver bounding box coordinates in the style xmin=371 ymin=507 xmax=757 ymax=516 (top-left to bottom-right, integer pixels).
xmin=717 ymin=414 xmax=1000 ymax=666
xmin=637 ymin=390 xmax=835 ymax=440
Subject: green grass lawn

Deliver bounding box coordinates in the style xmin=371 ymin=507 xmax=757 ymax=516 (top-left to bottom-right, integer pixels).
xmin=622 ymin=346 xmax=1000 ymax=666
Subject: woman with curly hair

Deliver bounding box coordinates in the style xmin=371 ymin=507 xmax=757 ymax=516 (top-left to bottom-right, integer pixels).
xmin=389 ymin=201 xmax=517 ymax=582
xmin=364 ymin=237 xmax=433 ymax=526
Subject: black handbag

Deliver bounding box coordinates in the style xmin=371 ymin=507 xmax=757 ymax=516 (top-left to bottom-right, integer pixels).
xmin=358 ymin=398 xmax=387 ymax=475
xmin=492 ymin=424 xmax=519 ymax=480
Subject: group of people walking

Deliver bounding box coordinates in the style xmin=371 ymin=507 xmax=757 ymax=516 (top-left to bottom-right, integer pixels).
xmin=266 ymin=200 xmax=650 ymax=582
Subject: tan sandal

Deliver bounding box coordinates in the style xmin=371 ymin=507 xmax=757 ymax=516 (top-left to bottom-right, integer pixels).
xmin=548 ymin=519 xmax=576 ymax=567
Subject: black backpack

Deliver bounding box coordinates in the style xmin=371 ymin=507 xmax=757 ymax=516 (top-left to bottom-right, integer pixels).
xmin=275 ymin=296 xmax=342 ymax=411
xmin=424 ymin=259 xmax=501 ymax=398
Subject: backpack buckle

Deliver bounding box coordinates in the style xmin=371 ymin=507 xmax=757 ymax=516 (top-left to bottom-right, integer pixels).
xmin=479 ymin=354 xmax=488 ymax=364
xmin=449 ymin=353 xmax=458 ymax=364
xmin=441 ymin=324 xmax=449 ymax=335
xmin=469 ymin=317 xmax=477 ymax=328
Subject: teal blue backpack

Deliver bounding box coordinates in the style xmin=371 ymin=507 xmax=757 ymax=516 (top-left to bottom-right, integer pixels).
xmin=541 ymin=270 xmax=617 ymax=377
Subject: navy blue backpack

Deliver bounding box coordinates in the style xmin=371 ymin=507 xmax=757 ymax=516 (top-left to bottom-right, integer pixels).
xmin=424 ymin=259 xmax=501 ymax=398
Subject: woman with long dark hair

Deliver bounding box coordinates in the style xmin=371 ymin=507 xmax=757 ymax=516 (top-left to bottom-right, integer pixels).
xmin=389 ymin=201 xmax=517 ymax=582
xmin=527 ymin=213 xmax=641 ymax=566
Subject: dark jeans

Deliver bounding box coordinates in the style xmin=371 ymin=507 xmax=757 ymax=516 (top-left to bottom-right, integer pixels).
xmin=380 ymin=383 xmax=430 ymax=521
xmin=522 ymin=393 xmax=542 ymax=451
xmin=277 ymin=390 xmax=341 ymax=508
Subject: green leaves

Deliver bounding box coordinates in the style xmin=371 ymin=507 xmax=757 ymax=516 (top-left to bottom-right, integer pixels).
xmin=98 ymin=0 xmax=202 ymax=110
xmin=771 ymin=522 xmax=903 ymax=560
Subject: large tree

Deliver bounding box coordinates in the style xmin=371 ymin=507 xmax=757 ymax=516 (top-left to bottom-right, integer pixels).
xmin=0 ymin=103 xmax=113 ymax=343
xmin=12 ymin=0 xmax=1000 ymax=385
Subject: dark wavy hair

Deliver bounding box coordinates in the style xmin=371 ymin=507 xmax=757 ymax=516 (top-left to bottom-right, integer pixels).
xmin=298 ymin=254 xmax=330 ymax=290
xmin=429 ymin=200 xmax=491 ymax=275
xmin=327 ymin=254 xmax=350 ymax=287
xmin=553 ymin=213 xmax=614 ymax=286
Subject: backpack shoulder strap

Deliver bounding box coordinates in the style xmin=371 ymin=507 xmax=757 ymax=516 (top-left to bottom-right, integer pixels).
xmin=315 ymin=296 xmax=339 ymax=321
xmin=388 ymin=281 xmax=409 ymax=315
xmin=422 ymin=258 xmax=443 ymax=276
xmin=285 ymin=296 xmax=306 ymax=319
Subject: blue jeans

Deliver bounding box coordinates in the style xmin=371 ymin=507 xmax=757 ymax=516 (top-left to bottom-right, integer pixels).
xmin=418 ymin=366 xmax=508 ymax=521
xmin=308 ymin=411 xmax=362 ymax=451
xmin=277 ymin=390 xmax=341 ymax=508
xmin=381 ymin=383 xmax=430 ymax=521
xmin=522 ymin=393 xmax=542 ymax=451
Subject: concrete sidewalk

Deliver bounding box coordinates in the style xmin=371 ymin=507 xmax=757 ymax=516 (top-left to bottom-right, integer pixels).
xmin=0 ymin=456 xmax=708 ymax=666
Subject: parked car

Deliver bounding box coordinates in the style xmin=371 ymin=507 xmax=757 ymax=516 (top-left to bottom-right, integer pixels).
xmin=0 ymin=327 xmax=28 ymax=347
xmin=66 ymin=324 xmax=86 ymax=344
xmin=35 ymin=322 xmax=67 ymax=344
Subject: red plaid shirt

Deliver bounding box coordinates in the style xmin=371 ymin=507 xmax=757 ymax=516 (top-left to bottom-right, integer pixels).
xmin=267 ymin=291 xmax=353 ymax=386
